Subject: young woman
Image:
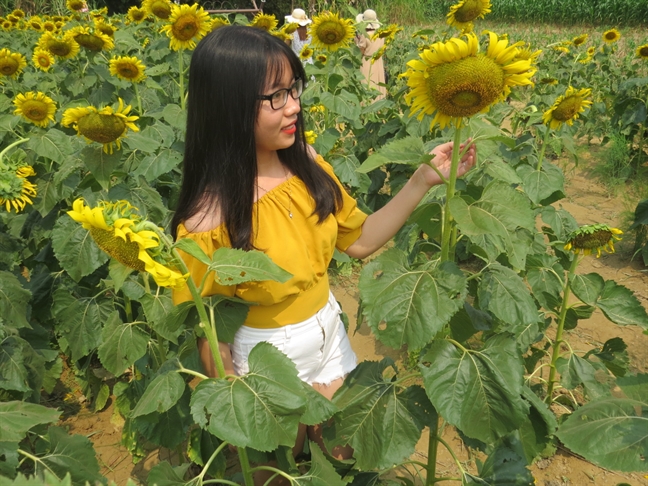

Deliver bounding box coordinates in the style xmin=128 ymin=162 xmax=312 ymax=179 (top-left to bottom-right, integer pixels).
xmin=172 ymin=24 xmax=475 ymax=471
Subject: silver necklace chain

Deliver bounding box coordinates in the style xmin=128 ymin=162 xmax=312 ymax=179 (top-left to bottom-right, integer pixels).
xmin=256 ymin=167 xmax=293 ymax=218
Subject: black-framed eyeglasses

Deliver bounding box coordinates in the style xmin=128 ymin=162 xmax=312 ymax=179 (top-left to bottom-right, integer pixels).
xmin=257 ymin=78 xmax=304 ymax=110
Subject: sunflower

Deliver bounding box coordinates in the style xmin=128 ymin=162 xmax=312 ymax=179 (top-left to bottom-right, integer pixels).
xmin=249 ymin=13 xmax=278 ymax=31
xmin=66 ymin=0 xmax=86 ymax=12
xmin=68 ymin=26 xmax=114 ymax=52
xmin=62 ymin=98 xmax=139 ymax=154
xmin=7 ymin=14 xmax=19 ymax=23
xmin=299 ymin=45 xmax=313 ymax=61
xmin=127 ymin=6 xmax=147 ymax=23
xmin=403 ymin=32 xmax=536 ymax=130
xmin=160 ymin=3 xmax=211 ymax=51
xmin=514 ymin=43 xmax=542 ymax=63
xmin=572 ymin=34 xmax=588 ymax=46
xmin=372 ymin=24 xmax=402 ymax=43
xmin=636 ymin=44 xmax=648 ymax=59
xmin=553 ymin=45 xmax=570 ymax=54
xmin=446 ymin=0 xmax=491 ymax=31
xmin=11 ymin=9 xmax=26 ymax=18
xmin=95 ymin=20 xmax=116 ymax=37
xmin=309 ymin=12 xmax=354 ymax=52
xmin=0 ymin=165 xmax=37 ymax=213
xmin=564 ymin=224 xmax=622 ymax=258
xmin=587 ymin=46 xmax=595 ymax=56
xmin=304 ymin=130 xmax=317 ymax=145
xmin=13 ymin=92 xmax=57 ymax=128
xmin=271 ymin=29 xmax=291 ymax=43
xmin=109 ymin=56 xmax=146 ymax=83
xmin=67 ymin=199 xmax=187 ymax=290
xmin=371 ymin=45 xmax=386 ymax=63
xmin=210 ymin=16 xmax=229 ymax=30
xmin=0 ymin=48 xmax=27 ymax=78
xmin=578 ymin=54 xmax=593 ymax=64
xmin=142 ymin=0 xmax=172 ymax=20
xmin=38 ymin=32 xmax=79 ymax=59
xmin=542 ymin=86 xmax=592 ymax=130
xmin=43 ymin=20 xmax=57 ymax=32
xmin=602 ymin=28 xmax=620 ymax=43
xmin=315 ymin=54 xmax=327 ymax=64
xmin=282 ymin=22 xmax=299 ymax=35
xmin=29 ymin=18 xmax=43 ymax=31
xmin=2 ymin=20 xmax=13 ymax=30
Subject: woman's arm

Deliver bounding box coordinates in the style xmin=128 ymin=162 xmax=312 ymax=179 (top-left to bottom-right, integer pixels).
xmin=198 ymin=338 xmax=235 ymax=378
xmin=344 ymin=140 xmax=476 ymax=259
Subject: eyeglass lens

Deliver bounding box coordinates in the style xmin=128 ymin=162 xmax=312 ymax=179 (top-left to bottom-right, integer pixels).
xmin=271 ymin=78 xmax=303 ymax=109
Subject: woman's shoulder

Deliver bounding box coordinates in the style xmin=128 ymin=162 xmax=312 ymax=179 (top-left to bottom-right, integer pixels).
xmin=180 ymin=205 xmax=223 ymax=235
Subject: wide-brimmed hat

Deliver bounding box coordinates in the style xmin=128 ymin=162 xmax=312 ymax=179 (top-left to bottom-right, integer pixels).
xmin=285 ymin=8 xmax=311 ymax=26
xmin=357 ymin=9 xmax=381 ymax=30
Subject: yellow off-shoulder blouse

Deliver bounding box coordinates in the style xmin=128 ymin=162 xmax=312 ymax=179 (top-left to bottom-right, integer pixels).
xmin=173 ymin=156 xmax=368 ymax=329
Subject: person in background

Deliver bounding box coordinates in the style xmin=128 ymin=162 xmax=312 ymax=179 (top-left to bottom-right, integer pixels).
xmin=354 ymin=9 xmax=386 ymax=99
xmin=285 ymin=8 xmax=313 ymax=64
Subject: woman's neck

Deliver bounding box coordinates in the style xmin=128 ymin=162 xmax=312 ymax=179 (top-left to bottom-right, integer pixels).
xmin=256 ymin=150 xmax=284 ymax=177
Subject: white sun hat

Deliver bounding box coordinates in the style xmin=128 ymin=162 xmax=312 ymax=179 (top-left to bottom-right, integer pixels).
xmin=358 ymin=9 xmax=381 ymax=30
xmin=285 ymin=8 xmax=312 ymax=26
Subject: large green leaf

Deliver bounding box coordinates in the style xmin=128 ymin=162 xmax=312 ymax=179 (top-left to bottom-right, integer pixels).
xmin=570 ymin=273 xmax=605 ymax=306
xmin=131 ymin=371 xmax=186 ymax=418
xmin=556 ymin=397 xmax=648 ymax=472
xmin=539 ymin=206 xmax=579 ymax=242
xmin=478 ymin=264 xmax=539 ymax=330
xmin=208 ymin=247 xmax=292 ymax=286
xmin=328 ymin=360 xmax=434 ymax=470
xmin=555 ymin=354 xmax=609 ymax=399
xmin=516 ymin=161 xmax=564 ymax=205
xmin=420 ymin=336 xmax=528 ymax=443
xmin=320 ymin=90 xmax=360 ymax=121
xmin=187 ymin=428 xmax=226 ymax=479
xmin=329 ymin=152 xmax=371 ymax=189
xmin=477 ymin=435 xmax=534 ymax=485
xmin=51 ymin=217 xmax=109 ymax=282
xmin=0 ymin=271 xmax=31 ymax=330
xmin=38 ymin=426 xmax=105 ymax=486
xmin=0 ymin=401 xmax=60 ymax=442
xmin=294 ymin=443 xmax=346 ymax=486
xmin=134 ymin=387 xmax=193 ymax=449
xmin=82 ymin=146 xmax=123 ymax=190
xmin=204 ymin=295 xmax=250 ymax=344
xmin=132 ymin=148 xmax=182 ymax=182
xmin=97 ymin=312 xmax=150 ymax=376
xmin=525 ymin=254 xmax=563 ymax=311
xmin=597 ymin=280 xmax=648 ymax=328
xmin=359 ymin=250 xmax=466 ymax=350
xmin=299 ymin=381 xmax=338 ymax=426
xmin=51 ymin=289 xmax=113 ymax=361
xmin=517 ymin=386 xmax=557 ymax=463
xmin=357 ymin=136 xmax=427 ymax=173
xmin=190 ymin=342 xmax=305 ymax=451
xmin=147 ymin=462 xmax=192 ymax=486
xmin=616 ymin=373 xmax=648 ymax=401
xmin=0 ymin=336 xmax=31 ymax=392
xmin=26 ymin=128 xmax=74 ymax=164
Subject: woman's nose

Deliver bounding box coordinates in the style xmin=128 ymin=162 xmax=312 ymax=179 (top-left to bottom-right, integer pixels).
xmin=285 ymin=93 xmax=301 ymax=114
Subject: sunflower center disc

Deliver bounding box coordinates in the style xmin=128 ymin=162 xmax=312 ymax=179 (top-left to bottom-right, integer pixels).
xmin=24 ymin=101 xmax=48 ymax=121
xmin=0 ymin=59 xmax=18 ymax=75
xmin=174 ymin=16 xmax=198 ymax=40
xmin=152 ymin=2 xmax=171 ymax=19
xmin=89 ymin=227 xmax=146 ymax=271
xmin=76 ymin=34 xmax=104 ymax=51
xmin=552 ymin=96 xmax=582 ymax=121
xmin=318 ymin=21 xmax=344 ymax=44
xmin=119 ymin=65 xmax=137 ymax=78
xmin=426 ymin=55 xmax=505 ymax=118
xmin=78 ymin=113 xmax=126 ymax=144
xmin=455 ymin=0 xmax=484 ymax=22
xmin=48 ymin=41 xmax=72 ymax=57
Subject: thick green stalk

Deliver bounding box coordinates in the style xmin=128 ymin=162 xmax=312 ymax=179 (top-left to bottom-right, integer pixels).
xmin=425 ymin=415 xmax=439 ymax=485
xmin=179 ymin=50 xmax=185 ymax=111
xmin=0 ymin=138 xmax=30 ymax=169
xmin=134 ymin=82 xmax=143 ymax=115
xmin=237 ymin=447 xmax=256 ymax=486
xmin=440 ymin=126 xmax=463 ymax=262
xmin=545 ymin=255 xmax=580 ymax=404
xmin=152 ymin=227 xmax=227 ymax=379
xmin=535 ymin=127 xmax=552 ymax=171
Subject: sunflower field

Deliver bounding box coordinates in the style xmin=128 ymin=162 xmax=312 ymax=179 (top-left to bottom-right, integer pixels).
xmin=1 ymin=0 xmax=647 ymax=485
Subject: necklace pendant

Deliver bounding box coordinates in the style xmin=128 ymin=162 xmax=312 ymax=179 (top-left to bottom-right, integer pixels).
xmin=289 ymin=212 xmax=293 ymax=218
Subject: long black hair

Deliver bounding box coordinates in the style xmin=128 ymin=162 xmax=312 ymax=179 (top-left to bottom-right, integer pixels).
xmin=171 ymin=25 xmax=343 ymax=249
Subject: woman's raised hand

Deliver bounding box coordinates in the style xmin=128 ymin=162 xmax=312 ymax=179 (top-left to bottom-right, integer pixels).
xmin=416 ymin=139 xmax=477 ymax=188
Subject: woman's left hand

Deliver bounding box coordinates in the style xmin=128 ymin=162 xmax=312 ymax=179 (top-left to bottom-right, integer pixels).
xmin=416 ymin=139 xmax=477 ymax=188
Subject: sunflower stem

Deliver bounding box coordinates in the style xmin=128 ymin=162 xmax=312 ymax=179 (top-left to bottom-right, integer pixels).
xmin=536 ymin=125 xmax=552 ymax=171
xmin=545 ymin=254 xmax=580 ymax=405
xmin=133 ymin=82 xmax=143 ymax=115
xmin=178 ymin=50 xmax=185 ymax=111
xmin=238 ymin=447 xmax=256 ymax=486
xmin=0 ymin=137 xmax=30 ymax=169
xmin=425 ymin=415 xmax=439 ymax=485
xmin=154 ymin=229 xmax=228 ymax=379
xmin=440 ymin=125 xmax=463 ymax=262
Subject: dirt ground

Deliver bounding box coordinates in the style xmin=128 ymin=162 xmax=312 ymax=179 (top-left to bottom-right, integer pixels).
xmin=60 ymin=155 xmax=648 ymax=485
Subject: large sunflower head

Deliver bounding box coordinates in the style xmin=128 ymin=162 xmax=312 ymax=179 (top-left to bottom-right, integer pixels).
xmin=43 ymin=20 xmax=57 ymax=32
xmin=37 ymin=32 xmax=80 ymax=59
xmin=28 ymin=17 xmax=44 ymax=31
xmin=564 ymin=224 xmax=622 ymax=258
xmin=0 ymin=48 xmax=27 ymax=78
xmin=11 ymin=9 xmax=26 ymax=18
xmin=309 ymin=12 xmax=354 ymax=52
xmin=0 ymin=164 xmax=37 ymax=213
xmin=446 ymin=0 xmax=491 ymax=31
xmin=142 ymin=0 xmax=172 ymax=20
xmin=542 ymin=86 xmax=592 ymax=130
xmin=403 ymin=32 xmax=536 ymax=130
xmin=13 ymin=91 xmax=57 ymax=128
xmin=94 ymin=20 xmax=116 ymax=37
xmin=249 ymin=13 xmax=278 ymax=31
xmin=62 ymin=98 xmax=140 ymax=154
xmin=67 ymin=198 xmax=187 ymax=289
xmin=68 ymin=26 xmax=114 ymax=52
xmin=602 ymin=28 xmax=620 ymax=44
xmin=66 ymin=0 xmax=87 ymax=12
xmin=636 ymin=44 xmax=648 ymax=60
xmin=127 ymin=6 xmax=148 ymax=23
xmin=109 ymin=55 xmax=146 ymax=83
xmin=159 ymin=3 xmax=211 ymax=51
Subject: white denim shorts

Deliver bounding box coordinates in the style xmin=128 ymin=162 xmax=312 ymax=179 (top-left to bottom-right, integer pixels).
xmin=231 ymin=292 xmax=357 ymax=385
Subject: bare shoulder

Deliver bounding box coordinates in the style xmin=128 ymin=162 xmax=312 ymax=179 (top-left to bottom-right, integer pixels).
xmin=307 ymin=144 xmax=318 ymax=160
xmin=183 ymin=205 xmax=222 ymax=234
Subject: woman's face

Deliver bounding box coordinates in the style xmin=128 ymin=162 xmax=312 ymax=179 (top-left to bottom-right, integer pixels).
xmin=254 ymin=61 xmax=301 ymax=159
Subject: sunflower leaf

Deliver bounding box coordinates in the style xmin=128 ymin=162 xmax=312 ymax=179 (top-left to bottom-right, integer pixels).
xmin=51 ymin=216 xmax=109 ymax=282
xmin=208 ymin=247 xmax=292 ymax=285
xmin=97 ymin=311 xmax=150 ymax=376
